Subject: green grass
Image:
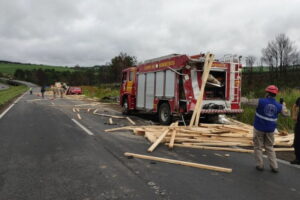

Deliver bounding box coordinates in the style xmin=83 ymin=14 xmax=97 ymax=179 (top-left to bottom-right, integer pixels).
xmin=0 ymin=62 xmax=74 ymax=76
xmin=237 ymin=88 xmax=300 ymax=132
xmin=81 ymin=84 xmax=119 ymax=102
xmin=0 ymin=85 xmax=28 ymax=106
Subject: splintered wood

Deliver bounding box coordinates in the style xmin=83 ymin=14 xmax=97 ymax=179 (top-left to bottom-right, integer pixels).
xmin=105 ymin=122 xmax=294 ymax=152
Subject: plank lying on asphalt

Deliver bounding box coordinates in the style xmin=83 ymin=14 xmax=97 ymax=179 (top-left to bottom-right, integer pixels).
xmin=104 ymin=126 xmax=135 ymax=132
xmin=124 ymin=152 xmax=232 ymax=173
xmin=170 ymin=144 xmax=254 ymax=153
xmin=126 ymin=117 xmax=136 ymax=125
xmin=93 ymin=112 xmax=125 ymax=119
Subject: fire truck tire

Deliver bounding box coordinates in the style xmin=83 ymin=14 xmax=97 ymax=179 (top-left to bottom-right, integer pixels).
xmin=158 ymin=103 xmax=172 ymax=125
xmin=122 ymin=98 xmax=131 ymax=115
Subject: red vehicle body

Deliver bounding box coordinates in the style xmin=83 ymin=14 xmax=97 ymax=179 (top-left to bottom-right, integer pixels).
xmin=66 ymin=87 xmax=82 ymax=95
xmin=120 ymin=53 xmax=243 ymax=124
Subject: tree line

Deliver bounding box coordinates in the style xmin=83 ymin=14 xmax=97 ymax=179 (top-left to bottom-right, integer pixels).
xmin=243 ymin=33 xmax=300 ymax=93
xmin=13 ymin=52 xmax=137 ymax=86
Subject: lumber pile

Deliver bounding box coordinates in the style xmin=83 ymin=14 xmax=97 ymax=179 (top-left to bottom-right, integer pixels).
xmin=105 ymin=123 xmax=294 ymax=152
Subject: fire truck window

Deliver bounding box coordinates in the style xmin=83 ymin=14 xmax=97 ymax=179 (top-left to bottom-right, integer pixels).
xmin=129 ymin=71 xmax=134 ymax=81
xmin=122 ymin=72 xmax=127 ymax=83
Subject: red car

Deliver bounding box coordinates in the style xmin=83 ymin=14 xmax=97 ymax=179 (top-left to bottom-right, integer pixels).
xmin=66 ymin=87 xmax=82 ymax=95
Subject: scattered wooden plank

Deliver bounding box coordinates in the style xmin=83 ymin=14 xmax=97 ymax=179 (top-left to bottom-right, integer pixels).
xmin=171 ymin=144 xmax=254 ymax=153
xmin=109 ymin=118 xmax=113 ymax=125
xmin=72 ymin=108 xmax=76 ymax=113
xmin=77 ymin=113 xmax=82 ymax=120
xmin=147 ymin=123 xmax=176 ymax=152
xmin=94 ymin=113 xmax=125 ymax=119
xmin=126 ymin=117 xmax=136 ymax=125
xmin=273 ymin=148 xmax=294 ymax=152
xmin=104 ymin=126 xmax=134 ymax=132
xmin=124 ymin=152 xmax=232 ymax=173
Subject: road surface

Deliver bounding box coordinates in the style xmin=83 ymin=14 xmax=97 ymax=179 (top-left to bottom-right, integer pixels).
xmin=0 ymin=86 xmax=299 ymax=200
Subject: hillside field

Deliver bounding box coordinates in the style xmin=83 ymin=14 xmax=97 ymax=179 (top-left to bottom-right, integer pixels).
xmin=0 ymin=62 xmax=74 ymax=76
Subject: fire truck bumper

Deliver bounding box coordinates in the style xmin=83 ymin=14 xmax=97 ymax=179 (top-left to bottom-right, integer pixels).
xmin=200 ymin=109 xmax=244 ymax=114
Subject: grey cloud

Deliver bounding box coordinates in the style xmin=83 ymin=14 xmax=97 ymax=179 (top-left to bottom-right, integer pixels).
xmin=0 ymin=0 xmax=300 ymax=66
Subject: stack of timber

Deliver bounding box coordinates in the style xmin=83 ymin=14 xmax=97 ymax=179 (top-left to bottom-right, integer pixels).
xmin=105 ymin=122 xmax=294 ymax=153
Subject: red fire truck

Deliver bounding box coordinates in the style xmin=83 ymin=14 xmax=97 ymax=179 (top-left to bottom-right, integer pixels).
xmin=120 ymin=53 xmax=243 ymax=124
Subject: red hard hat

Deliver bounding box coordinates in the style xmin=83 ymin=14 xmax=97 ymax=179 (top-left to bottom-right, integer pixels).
xmin=265 ymin=85 xmax=278 ymax=94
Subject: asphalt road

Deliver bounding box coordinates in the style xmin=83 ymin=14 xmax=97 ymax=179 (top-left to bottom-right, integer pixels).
xmin=0 ymin=87 xmax=299 ymax=200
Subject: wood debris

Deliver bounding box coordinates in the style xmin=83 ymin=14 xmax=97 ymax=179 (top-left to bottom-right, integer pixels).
xmin=124 ymin=152 xmax=232 ymax=173
xmin=105 ymin=122 xmax=294 ymax=152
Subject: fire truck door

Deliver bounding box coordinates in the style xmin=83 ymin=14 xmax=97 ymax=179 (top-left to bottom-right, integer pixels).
xmin=126 ymin=70 xmax=135 ymax=94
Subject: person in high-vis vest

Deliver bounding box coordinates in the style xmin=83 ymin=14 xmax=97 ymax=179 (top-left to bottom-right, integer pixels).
xmin=253 ymin=85 xmax=290 ymax=173
xmin=291 ymin=97 xmax=300 ymax=165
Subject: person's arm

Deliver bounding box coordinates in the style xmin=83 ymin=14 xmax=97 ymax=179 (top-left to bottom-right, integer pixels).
xmin=281 ymin=102 xmax=290 ymax=117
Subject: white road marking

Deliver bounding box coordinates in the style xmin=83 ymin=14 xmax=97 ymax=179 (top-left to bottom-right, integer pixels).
xmin=262 ymin=155 xmax=300 ymax=169
xmin=72 ymin=119 xmax=94 ymax=136
xmin=77 ymin=113 xmax=82 ymax=120
xmin=0 ymin=92 xmax=27 ymax=120
xmin=93 ymin=109 xmax=98 ymax=114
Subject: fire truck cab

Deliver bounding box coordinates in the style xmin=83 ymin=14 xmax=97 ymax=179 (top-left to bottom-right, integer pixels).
xmin=120 ymin=53 xmax=243 ymax=125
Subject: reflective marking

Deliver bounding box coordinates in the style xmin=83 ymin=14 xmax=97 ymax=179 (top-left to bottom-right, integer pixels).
xmin=255 ymin=112 xmax=277 ymax=122
xmin=72 ymin=119 xmax=94 ymax=136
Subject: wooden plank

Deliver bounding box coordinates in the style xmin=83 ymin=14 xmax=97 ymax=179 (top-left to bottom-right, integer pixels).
xmin=124 ymin=152 xmax=232 ymax=173
xmin=94 ymin=113 xmax=125 ymax=119
xmin=168 ymin=122 xmax=178 ymax=149
xmin=273 ymin=148 xmax=294 ymax=152
xmin=72 ymin=108 xmax=76 ymax=113
xmin=126 ymin=117 xmax=136 ymax=125
xmin=147 ymin=123 xmax=175 ymax=152
xmin=182 ymin=142 xmax=253 ymax=147
xmin=109 ymin=118 xmax=113 ymax=125
xmin=189 ymin=53 xmax=212 ymax=126
xmin=194 ymin=54 xmax=215 ymax=126
xmin=171 ymin=144 xmax=253 ymax=153
xmin=77 ymin=113 xmax=82 ymax=120
xmin=104 ymin=126 xmax=134 ymax=132
xmin=168 ymin=130 xmax=177 ymax=149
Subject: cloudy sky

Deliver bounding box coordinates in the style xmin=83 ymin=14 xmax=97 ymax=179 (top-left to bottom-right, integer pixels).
xmin=0 ymin=0 xmax=300 ymax=66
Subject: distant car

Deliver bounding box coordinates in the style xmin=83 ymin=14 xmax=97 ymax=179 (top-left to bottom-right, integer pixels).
xmin=66 ymin=87 xmax=82 ymax=95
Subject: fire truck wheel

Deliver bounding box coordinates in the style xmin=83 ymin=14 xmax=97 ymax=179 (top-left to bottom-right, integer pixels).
xmin=122 ymin=98 xmax=130 ymax=115
xmin=158 ymin=103 xmax=172 ymax=125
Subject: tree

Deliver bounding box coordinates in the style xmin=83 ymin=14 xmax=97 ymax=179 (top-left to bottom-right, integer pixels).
xmin=14 ymin=69 xmax=25 ymax=80
xmin=261 ymin=33 xmax=299 ymax=72
xmin=245 ymin=56 xmax=256 ymax=72
xmin=110 ymin=52 xmax=137 ymax=82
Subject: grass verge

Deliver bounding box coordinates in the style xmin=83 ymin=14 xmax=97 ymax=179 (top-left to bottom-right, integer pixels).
xmin=237 ymin=88 xmax=300 ymax=132
xmin=81 ymin=84 xmax=119 ymax=102
xmin=0 ymin=85 xmax=28 ymax=107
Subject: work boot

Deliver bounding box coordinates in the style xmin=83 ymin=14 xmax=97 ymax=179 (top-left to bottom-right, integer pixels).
xmin=256 ymin=166 xmax=264 ymax=171
xmin=290 ymin=159 xmax=300 ymax=165
xmin=271 ymin=168 xmax=279 ymax=173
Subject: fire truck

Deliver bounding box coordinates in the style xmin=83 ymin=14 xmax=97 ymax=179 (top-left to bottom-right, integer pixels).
xmin=120 ymin=53 xmax=243 ymax=124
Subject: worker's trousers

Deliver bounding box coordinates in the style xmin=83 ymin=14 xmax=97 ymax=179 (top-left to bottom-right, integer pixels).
xmin=253 ymin=128 xmax=278 ymax=169
xmin=294 ymin=123 xmax=300 ymax=160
